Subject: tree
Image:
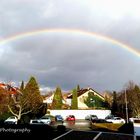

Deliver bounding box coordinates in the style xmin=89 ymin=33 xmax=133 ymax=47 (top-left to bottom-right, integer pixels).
xmin=116 ymin=81 xmax=140 ymax=117
xmin=52 ymin=86 xmax=63 ymax=109
xmin=77 ymin=85 xmax=80 ymax=91
xmin=125 ymin=81 xmax=140 ymax=117
xmin=103 ymin=91 xmax=113 ymax=109
xmin=8 ymin=76 xmax=43 ymax=123
xmin=0 ymin=87 xmax=9 ymax=116
xmin=20 ymin=80 xmax=24 ymax=91
xmin=71 ymin=88 xmax=78 ymax=109
xmin=131 ymin=85 xmax=140 ymax=117
xmin=111 ymin=91 xmax=118 ymax=115
xmin=84 ymin=92 xmax=105 ymax=109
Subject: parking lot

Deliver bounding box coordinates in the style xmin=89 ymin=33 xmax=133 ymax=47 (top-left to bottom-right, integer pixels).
xmin=1 ymin=118 xmax=137 ymax=139
xmin=53 ymin=130 xmax=134 ymax=140
xmin=52 ymin=119 xmax=137 ymax=140
xmin=62 ymin=119 xmax=91 ymax=130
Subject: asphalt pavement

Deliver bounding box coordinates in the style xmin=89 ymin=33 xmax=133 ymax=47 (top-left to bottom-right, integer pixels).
xmin=53 ymin=130 xmax=134 ymax=140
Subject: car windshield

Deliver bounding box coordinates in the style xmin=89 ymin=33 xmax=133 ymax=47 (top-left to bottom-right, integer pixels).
xmin=9 ymin=116 xmax=16 ymax=119
xmin=91 ymin=115 xmax=97 ymax=117
xmin=41 ymin=117 xmax=50 ymax=119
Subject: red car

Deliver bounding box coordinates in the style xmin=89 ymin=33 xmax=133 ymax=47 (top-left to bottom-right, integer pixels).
xmin=66 ymin=115 xmax=75 ymax=121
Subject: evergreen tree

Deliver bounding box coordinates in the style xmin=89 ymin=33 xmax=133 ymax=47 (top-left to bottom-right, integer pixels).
xmin=23 ymin=76 xmax=43 ymax=113
xmin=71 ymin=88 xmax=78 ymax=109
xmin=20 ymin=80 xmax=24 ymax=91
xmin=52 ymin=86 xmax=63 ymax=109
xmin=111 ymin=91 xmax=118 ymax=115
xmin=77 ymin=85 xmax=80 ymax=91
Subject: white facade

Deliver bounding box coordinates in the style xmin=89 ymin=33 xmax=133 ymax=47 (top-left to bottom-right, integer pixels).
xmin=43 ymin=94 xmax=66 ymax=104
xmin=43 ymin=88 xmax=105 ymax=109
xmin=50 ymin=109 xmax=111 ymax=119
xmin=44 ymin=94 xmax=54 ymax=104
xmin=66 ymin=88 xmax=105 ymax=109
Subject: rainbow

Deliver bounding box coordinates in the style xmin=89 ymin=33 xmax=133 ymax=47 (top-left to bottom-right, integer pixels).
xmin=0 ymin=28 xmax=140 ymax=57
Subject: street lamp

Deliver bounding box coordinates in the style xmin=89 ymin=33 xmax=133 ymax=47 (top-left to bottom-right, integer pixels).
xmin=125 ymin=90 xmax=129 ymax=123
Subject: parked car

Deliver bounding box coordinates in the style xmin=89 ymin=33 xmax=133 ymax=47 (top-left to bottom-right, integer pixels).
xmin=85 ymin=115 xmax=98 ymax=121
xmin=4 ymin=116 xmax=18 ymax=124
xmin=30 ymin=115 xmax=52 ymax=125
xmin=129 ymin=117 xmax=140 ymax=123
xmin=38 ymin=115 xmax=52 ymax=124
xmin=66 ymin=115 xmax=75 ymax=121
xmin=44 ymin=114 xmax=56 ymax=122
xmin=105 ymin=115 xmax=115 ymax=119
xmin=106 ymin=117 xmax=125 ymax=123
xmin=55 ymin=115 xmax=64 ymax=122
xmin=30 ymin=119 xmax=45 ymax=125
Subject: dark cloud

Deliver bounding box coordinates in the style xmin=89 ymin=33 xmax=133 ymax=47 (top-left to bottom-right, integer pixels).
xmin=0 ymin=0 xmax=140 ymax=92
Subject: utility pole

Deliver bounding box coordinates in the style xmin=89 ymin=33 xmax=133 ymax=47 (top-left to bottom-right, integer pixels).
xmin=125 ymin=90 xmax=129 ymax=123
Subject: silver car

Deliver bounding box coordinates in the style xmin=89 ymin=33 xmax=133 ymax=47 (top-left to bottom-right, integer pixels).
xmin=39 ymin=116 xmax=51 ymax=124
xmin=4 ymin=116 xmax=18 ymax=124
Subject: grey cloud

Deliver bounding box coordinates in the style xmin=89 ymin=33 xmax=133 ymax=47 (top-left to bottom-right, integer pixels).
xmin=0 ymin=0 xmax=140 ymax=92
xmin=1 ymin=32 xmax=140 ymax=92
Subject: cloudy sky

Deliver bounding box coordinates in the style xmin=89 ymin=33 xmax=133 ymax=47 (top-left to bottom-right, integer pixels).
xmin=0 ymin=0 xmax=140 ymax=93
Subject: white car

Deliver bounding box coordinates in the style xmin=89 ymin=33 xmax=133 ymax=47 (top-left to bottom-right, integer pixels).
xmin=38 ymin=116 xmax=51 ymax=124
xmin=30 ymin=119 xmax=45 ymax=125
xmin=106 ymin=117 xmax=125 ymax=123
xmin=30 ymin=116 xmax=51 ymax=125
xmin=129 ymin=117 xmax=140 ymax=123
xmin=4 ymin=116 xmax=18 ymax=124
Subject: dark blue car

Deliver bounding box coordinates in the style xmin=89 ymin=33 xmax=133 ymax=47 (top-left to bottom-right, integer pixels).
xmin=55 ymin=115 xmax=64 ymax=122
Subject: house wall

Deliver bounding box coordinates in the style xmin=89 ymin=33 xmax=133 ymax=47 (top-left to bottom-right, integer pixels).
xmin=77 ymin=89 xmax=104 ymax=109
xmin=78 ymin=91 xmax=89 ymax=109
xmin=49 ymin=109 xmax=111 ymax=119
xmin=66 ymin=99 xmax=71 ymax=106
xmin=45 ymin=94 xmax=54 ymax=104
xmin=44 ymin=94 xmax=66 ymax=104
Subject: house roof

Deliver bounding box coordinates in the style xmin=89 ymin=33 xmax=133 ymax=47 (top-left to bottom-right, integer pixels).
xmin=67 ymin=88 xmax=105 ymax=99
xmin=0 ymin=82 xmax=21 ymax=95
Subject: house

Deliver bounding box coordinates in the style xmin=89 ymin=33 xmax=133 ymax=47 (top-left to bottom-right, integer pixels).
xmin=0 ymin=82 xmax=22 ymax=95
xmin=44 ymin=87 xmax=105 ymax=109
xmin=43 ymin=92 xmax=69 ymax=108
xmin=66 ymin=87 xmax=105 ymax=109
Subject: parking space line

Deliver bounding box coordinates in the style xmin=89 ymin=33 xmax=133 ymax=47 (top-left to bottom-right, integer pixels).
xmin=93 ymin=132 xmax=102 ymax=140
xmin=133 ymin=135 xmax=137 ymax=140
xmin=83 ymin=130 xmax=133 ymax=137
xmin=53 ymin=129 xmax=73 ymax=140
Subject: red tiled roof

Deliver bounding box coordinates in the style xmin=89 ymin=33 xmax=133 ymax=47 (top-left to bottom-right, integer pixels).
xmin=0 ymin=82 xmax=21 ymax=94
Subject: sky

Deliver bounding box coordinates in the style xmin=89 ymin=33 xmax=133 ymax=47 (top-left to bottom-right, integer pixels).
xmin=0 ymin=0 xmax=140 ymax=93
